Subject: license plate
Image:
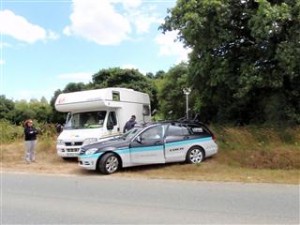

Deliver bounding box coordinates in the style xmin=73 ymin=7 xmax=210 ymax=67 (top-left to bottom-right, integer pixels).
xmin=66 ymin=152 xmax=78 ymax=157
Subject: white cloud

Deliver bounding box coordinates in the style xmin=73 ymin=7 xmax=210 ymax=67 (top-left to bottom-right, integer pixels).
xmin=64 ymin=0 xmax=131 ymax=45
xmin=155 ymin=31 xmax=191 ymax=63
xmin=131 ymin=10 xmax=160 ymax=34
xmin=57 ymin=72 xmax=93 ymax=83
xmin=64 ymin=0 xmax=161 ymax=45
xmin=121 ymin=64 xmax=138 ymax=69
xmin=121 ymin=64 xmax=146 ymax=74
xmin=0 ymin=10 xmax=58 ymax=44
xmin=0 ymin=59 xmax=5 ymax=65
xmin=47 ymin=30 xmax=60 ymax=40
xmin=0 ymin=42 xmax=12 ymax=49
xmin=112 ymin=0 xmax=142 ymax=9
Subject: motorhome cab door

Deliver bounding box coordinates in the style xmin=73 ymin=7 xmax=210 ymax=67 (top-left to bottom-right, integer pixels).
xmin=105 ymin=111 xmax=120 ymax=136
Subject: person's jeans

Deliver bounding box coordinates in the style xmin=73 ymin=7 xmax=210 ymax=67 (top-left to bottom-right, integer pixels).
xmin=25 ymin=140 xmax=37 ymax=162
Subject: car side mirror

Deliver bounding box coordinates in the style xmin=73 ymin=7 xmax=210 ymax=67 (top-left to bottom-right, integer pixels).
xmin=136 ymin=136 xmax=142 ymax=143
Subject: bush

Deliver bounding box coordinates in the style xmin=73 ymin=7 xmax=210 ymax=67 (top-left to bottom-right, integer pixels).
xmin=0 ymin=120 xmax=23 ymax=143
xmin=214 ymin=125 xmax=300 ymax=169
xmin=0 ymin=120 xmax=57 ymax=144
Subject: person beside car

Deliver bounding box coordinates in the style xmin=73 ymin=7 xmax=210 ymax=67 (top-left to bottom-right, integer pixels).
xmin=123 ymin=115 xmax=137 ymax=133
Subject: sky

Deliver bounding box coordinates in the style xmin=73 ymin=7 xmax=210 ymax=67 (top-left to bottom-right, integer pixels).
xmin=0 ymin=0 xmax=191 ymax=102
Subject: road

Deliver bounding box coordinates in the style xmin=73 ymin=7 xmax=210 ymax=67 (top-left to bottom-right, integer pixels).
xmin=1 ymin=172 xmax=299 ymax=224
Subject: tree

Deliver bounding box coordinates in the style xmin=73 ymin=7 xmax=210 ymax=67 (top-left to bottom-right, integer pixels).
xmin=63 ymin=82 xmax=86 ymax=93
xmin=158 ymin=63 xmax=190 ymax=120
xmin=50 ymin=89 xmax=67 ymax=124
xmin=160 ymin=0 xmax=300 ymax=124
xmin=13 ymin=100 xmax=36 ymax=125
xmin=0 ymin=95 xmax=15 ymax=122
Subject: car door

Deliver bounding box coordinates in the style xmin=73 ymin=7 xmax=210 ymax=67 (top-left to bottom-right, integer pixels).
xmin=130 ymin=125 xmax=165 ymax=164
xmin=164 ymin=124 xmax=191 ymax=162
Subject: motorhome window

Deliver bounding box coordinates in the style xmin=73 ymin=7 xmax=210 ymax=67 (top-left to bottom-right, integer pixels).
xmin=112 ymin=92 xmax=120 ymax=101
xmin=64 ymin=114 xmax=73 ymax=129
xmin=143 ymin=105 xmax=150 ymax=116
xmin=108 ymin=111 xmax=117 ymax=125
xmin=65 ymin=111 xmax=106 ymax=129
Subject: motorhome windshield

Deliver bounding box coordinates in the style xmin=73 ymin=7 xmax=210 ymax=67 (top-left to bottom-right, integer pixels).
xmin=64 ymin=111 xmax=107 ymax=129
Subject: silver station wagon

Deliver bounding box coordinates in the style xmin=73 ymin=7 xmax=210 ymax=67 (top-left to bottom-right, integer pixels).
xmin=78 ymin=120 xmax=218 ymax=174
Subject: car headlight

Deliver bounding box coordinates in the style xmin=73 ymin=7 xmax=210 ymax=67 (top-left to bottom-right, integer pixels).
xmin=82 ymin=138 xmax=98 ymax=146
xmin=85 ymin=148 xmax=98 ymax=155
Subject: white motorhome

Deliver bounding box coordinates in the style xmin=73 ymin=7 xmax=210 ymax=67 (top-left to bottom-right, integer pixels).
xmin=54 ymin=88 xmax=151 ymax=158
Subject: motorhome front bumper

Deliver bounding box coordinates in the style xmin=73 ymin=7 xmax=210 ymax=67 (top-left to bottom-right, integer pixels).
xmin=57 ymin=146 xmax=80 ymax=158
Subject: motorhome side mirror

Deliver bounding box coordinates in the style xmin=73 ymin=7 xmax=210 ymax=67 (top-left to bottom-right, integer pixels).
xmin=152 ymin=109 xmax=157 ymax=116
xmin=107 ymin=122 xmax=114 ymax=130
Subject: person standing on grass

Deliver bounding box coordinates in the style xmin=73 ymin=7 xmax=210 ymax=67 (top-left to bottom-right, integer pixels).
xmin=24 ymin=119 xmax=38 ymax=163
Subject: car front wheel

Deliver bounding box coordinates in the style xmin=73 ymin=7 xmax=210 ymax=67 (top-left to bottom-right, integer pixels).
xmin=98 ymin=153 xmax=120 ymax=174
xmin=186 ymin=147 xmax=204 ymax=164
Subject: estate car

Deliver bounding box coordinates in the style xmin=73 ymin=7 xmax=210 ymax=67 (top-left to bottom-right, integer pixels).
xmin=78 ymin=121 xmax=218 ymax=174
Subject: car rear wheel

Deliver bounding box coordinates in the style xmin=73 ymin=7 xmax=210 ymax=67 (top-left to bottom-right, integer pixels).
xmin=98 ymin=153 xmax=120 ymax=174
xmin=186 ymin=147 xmax=204 ymax=164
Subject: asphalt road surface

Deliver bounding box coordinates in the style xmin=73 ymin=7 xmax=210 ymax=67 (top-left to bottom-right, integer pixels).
xmin=1 ymin=172 xmax=299 ymax=224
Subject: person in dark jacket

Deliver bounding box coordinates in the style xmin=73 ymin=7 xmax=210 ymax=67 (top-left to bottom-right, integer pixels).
xmin=24 ymin=119 xmax=38 ymax=163
xmin=123 ymin=115 xmax=136 ymax=133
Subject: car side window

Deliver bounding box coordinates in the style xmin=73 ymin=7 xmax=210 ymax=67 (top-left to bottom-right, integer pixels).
xmin=181 ymin=126 xmax=190 ymax=135
xmin=166 ymin=125 xmax=184 ymax=136
xmin=140 ymin=126 xmax=162 ymax=141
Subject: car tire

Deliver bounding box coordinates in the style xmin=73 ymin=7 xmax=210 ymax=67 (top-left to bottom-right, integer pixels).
xmin=98 ymin=153 xmax=120 ymax=174
xmin=186 ymin=146 xmax=205 ymax=164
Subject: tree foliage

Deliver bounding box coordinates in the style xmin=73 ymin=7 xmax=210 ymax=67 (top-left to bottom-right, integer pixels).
xmin=160 ymin=0 xmax=300 ymax=124
xmin=0 ymin=95 xmax=15 ymax=121
xmin=158 ymin=63 xmax=190 ymax=119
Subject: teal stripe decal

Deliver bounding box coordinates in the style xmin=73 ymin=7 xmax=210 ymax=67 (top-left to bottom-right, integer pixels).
xmin=115 ymin=148 xmax=130 ymax=154
xmin=130 ymin=145 xmax=163 ymax=153
xmin=116 ymin=145 xmax=163 ymax=154
xmin=79 ymin=152 xmax=103 ymax=159
xmin=165 ymin=137 xmax=212 ymax=148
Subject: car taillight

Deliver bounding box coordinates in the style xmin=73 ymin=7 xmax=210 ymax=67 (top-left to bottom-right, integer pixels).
xmin=212 ymin=133 xmax=216 ymax=140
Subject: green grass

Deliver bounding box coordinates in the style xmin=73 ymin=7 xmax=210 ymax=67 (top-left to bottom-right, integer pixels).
xmin=1 ymin=121 xmax=299 ymax=184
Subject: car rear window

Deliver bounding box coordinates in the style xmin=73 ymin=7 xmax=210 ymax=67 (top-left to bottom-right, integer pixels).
xmin=188 ymin=124 xmax=211 ymax=135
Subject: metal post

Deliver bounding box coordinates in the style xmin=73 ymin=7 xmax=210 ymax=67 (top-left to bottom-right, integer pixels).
xmin=183 ymin=88 xmax=191 ymax=120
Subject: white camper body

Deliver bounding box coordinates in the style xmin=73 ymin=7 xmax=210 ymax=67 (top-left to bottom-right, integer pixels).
xmin=55 ymin=88 xmax=151 ymax=158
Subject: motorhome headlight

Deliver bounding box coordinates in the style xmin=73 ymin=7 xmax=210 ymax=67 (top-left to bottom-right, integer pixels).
xmin=57 ymin=139 xmax=64 ymax=145
xmin=83 ymin=138 xmax=98 ymax=146
xmin=85 ymin=148 xmax=98 ymax=155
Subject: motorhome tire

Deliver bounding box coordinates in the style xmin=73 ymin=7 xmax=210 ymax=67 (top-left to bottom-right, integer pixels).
xmin=99 ymin=153 xmax=120 ymax=174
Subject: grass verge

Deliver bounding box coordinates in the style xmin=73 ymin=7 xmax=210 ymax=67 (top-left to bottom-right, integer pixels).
xmin=1 ymin=125 xmax=299 ymax=184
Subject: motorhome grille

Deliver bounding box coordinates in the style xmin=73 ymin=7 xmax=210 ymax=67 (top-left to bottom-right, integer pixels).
xmin=65 ymin=142 xmax=83 ymax=146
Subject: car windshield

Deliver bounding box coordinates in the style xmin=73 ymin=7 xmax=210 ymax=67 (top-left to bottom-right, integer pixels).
xmin=121 ymin=127 xmax=142 ymax=140
xmin=64 ymin=111 xmax=107 ymax=129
